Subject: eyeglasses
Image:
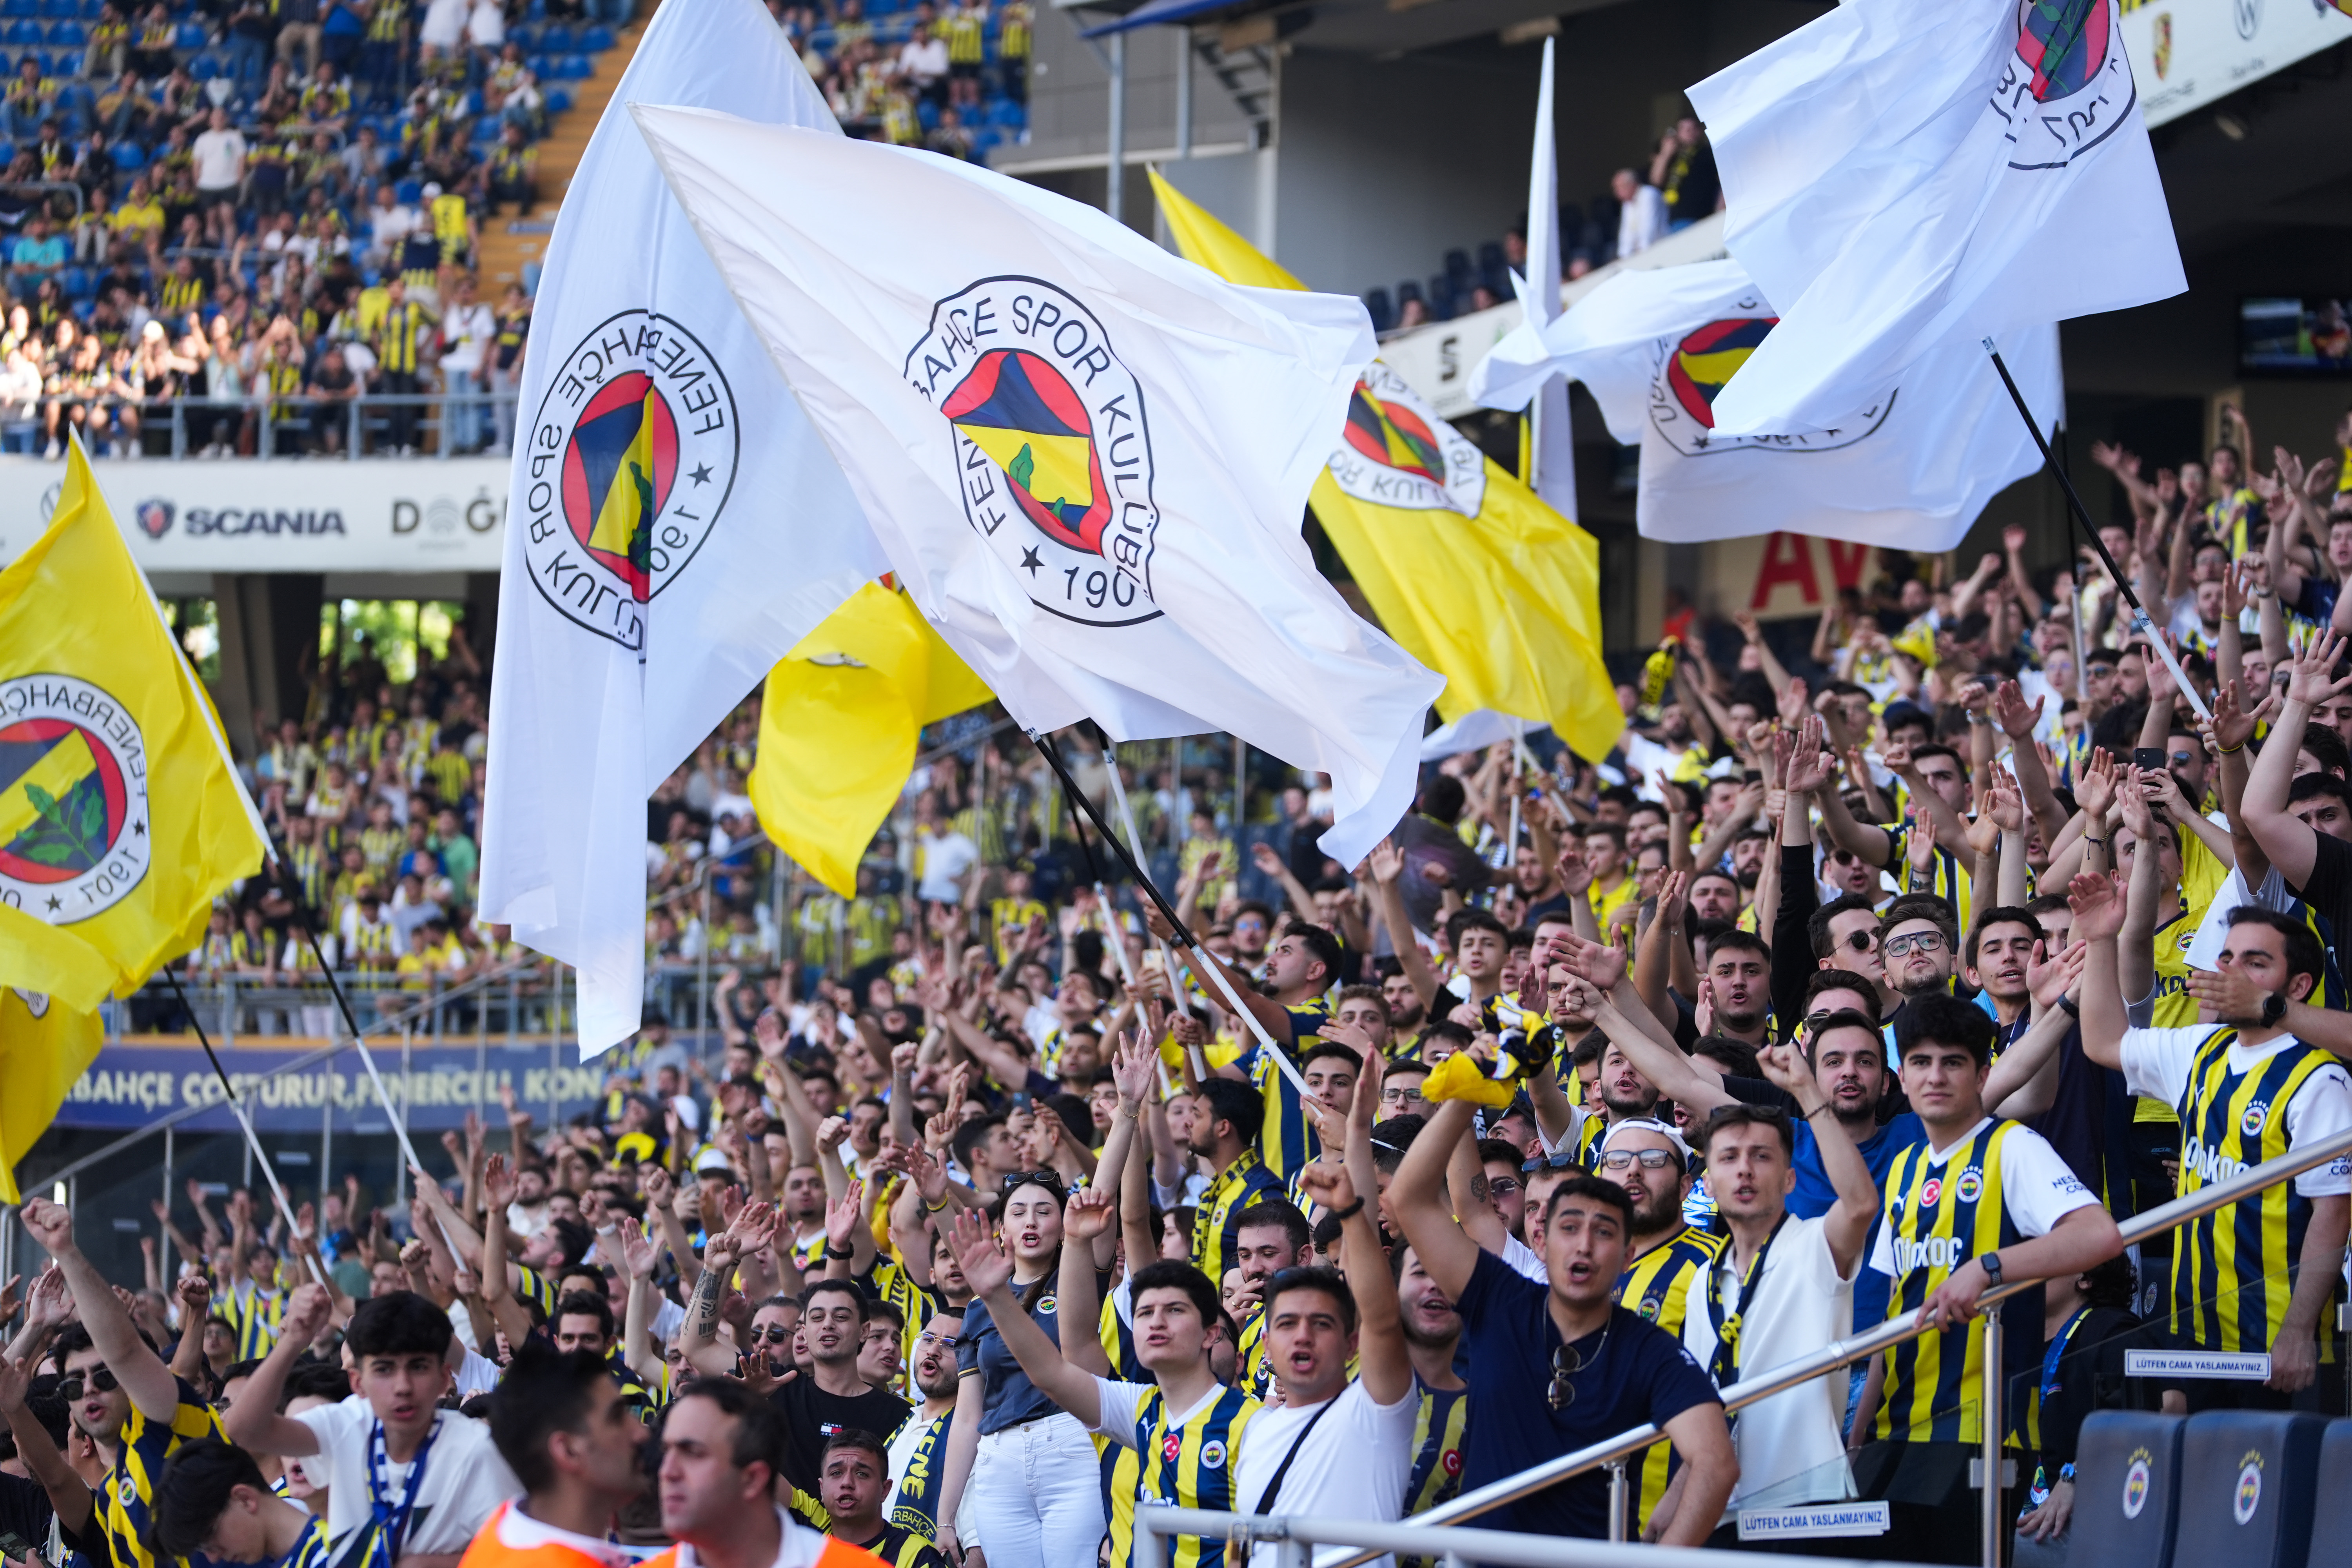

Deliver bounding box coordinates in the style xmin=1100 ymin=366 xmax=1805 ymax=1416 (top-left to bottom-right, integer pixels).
xmin=2169 ymin=751 xmax=2197 ymax=767
xmin=56 ymin=1367 xmax=120 ymax=1401
xmin=1598 ymin=1149 xmax=1679 ymax=1172
xmin=1522 ymin=1150 xmax=1582 ymax=1173
xmin=1486 ymin=1177 xmax=1523 ymax=1197
xmin=1883 ymin=931 xmax=1947 ymax=958
xmin=1827 ymin=849 xmax=1866 ymax=867
xmin=1001 ymin=1171 xmax=1068 ymax=1200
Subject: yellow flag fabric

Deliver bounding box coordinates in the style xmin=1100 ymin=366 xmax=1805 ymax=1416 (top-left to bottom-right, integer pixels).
xmin=0 ymin=441 xmax=267 ymax=1009
xmin=0 ymin=984 xmax=102 ymax=1203
xmin=749 ymin=581 xmax=993 ymax=898
xmin=1149 ymin=172 xmax=1624 ymax=762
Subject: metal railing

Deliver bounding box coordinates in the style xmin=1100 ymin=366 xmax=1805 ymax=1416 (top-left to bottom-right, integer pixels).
xmin=1141 ymin=1507 xmax=1899 ymax=1568
xmin=1270 ymin=1120 xmax=2352 ymax=1568
xmin=3 ymin=390 xmax=521 ymax=459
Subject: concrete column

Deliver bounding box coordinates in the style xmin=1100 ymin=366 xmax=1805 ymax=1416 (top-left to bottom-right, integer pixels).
xmin=211 ymin=573 xmax=324 ymax=756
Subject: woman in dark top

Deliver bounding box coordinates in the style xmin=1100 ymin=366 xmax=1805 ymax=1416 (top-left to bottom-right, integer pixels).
xmin=933 ymin=1173 xmax=1103 ymax=1567
xmin=2011 ymin=1254 xmax=2147 ymax=1567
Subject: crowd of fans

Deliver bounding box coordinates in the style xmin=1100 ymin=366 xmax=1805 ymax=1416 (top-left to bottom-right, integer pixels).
xmin=0 ymin=0 xmax=1034 ymax=458
xmin=9 ymin=403 xmax=2352 ymax=1568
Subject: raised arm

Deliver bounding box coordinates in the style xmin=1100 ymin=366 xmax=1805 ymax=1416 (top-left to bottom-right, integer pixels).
xmin=16 ymin=1198 xmax=181 ymax=1423
xmin=2069 ymin=873 xmax=2130 ymax=1073
xmin=1388 ymin=1098 xmax=1483 ymax=1301
xmin=1366 ymin=838 xmax=1441 ymax=1012
xmin=1054 ymin=1190 xmax=1115 ymax=1377
xmin=2244 ymin=631 xmax=2348 ymax=893
xmin=220 ymin=1285 xmax=331 ymax=1457
xmin=1298 ymin=1152 xmax=1409 ymax=1405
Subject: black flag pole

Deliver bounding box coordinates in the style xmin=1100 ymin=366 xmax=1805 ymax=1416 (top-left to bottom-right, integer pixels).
xmin=1026 ymin=730 xmax=1314 ymax=1096
xmin=1983 ymin=338 xmax=2212 ymax=721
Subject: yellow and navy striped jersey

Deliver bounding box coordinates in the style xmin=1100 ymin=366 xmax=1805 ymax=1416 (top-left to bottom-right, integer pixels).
xmin=944 ymin=5 xmax=985 ymax=63
xmin=1883 ymin=820 xmax=1969 ymax=922
xmin=840 ymin=1523 xmax=948 ymax=1568
xmin=1236 ymin=1305 xmax=1272 ymax=1399
xmin=98 ymin=1377 xmax=225 ymax=1568
xmin=1403 ymin=1372 xmax=1469 ymax=1517
xmin=999 ymin=0 xmax=1033 ymax=56
xmin=276 ymin=1508 xmax=332 ymax=1568
xmin=1875 ymin=1121 xmax=2026 ymax=1445
xmin=1192 ymin=1149 xmax=1283 ymax=1290
xmin=2167 ymin=1027 xmax=2345 ymax=1356
xmin=221 ymin=1281 xmax=287 ymax=1360
xmin=1614 ymin=1227 xmax=1724 ymax=1531
xmin=1103 ymin=1383 xmax=1260 ymax=1568
xmin=889 ymin=1410 xmax=951 ymax=1540
xmin=873 ymin=1258 xmax=941 ymax=1376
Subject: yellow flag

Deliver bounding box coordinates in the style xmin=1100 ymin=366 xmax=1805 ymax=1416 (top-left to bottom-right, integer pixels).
xmin=0 ymin=984 xmax=102 ymax=1203
xmin=749 ymin=581 xmax=993 ymax=898
xmin=1149 ymin=171 xmax=1625 ymax=762
xmin=0 ymin=441 xmax=267 ymax=1009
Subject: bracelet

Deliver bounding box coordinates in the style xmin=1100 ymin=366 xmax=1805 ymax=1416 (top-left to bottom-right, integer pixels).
xmin=2083 ymin=836 xmax=2107 ymax=847
xmin=2217 ymin=741 xmax=2245 ymax=755
xmin=1327 ymin=1197 xmax=1366 ymax=1223
xmin=2058 ymin=994 xmax=2081 ymax=1018
xmin=924 ymin=1196 xmax=951 ymax=1214
xmin=823 ymin=1244 xmax=853 ymax=1261
xmin=1802 ymin=1103 xmax=1834 ymax=1120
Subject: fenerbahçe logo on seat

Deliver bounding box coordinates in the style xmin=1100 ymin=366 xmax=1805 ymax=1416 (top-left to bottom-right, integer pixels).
xmin=1993 ymin=0 xmax=2136 ymax=171
xmin=1325 ymin=362 xmax=1486 ymax=517
xmin=906 ymin=277 xmax=1161 ymax=629
xmin=0 ymin=673 xmax=151 ymax=923
xmin=521 ymin=310 xmax=739 ymax=653
xmin=1647 ymin=298 xmax=1891 ymax=458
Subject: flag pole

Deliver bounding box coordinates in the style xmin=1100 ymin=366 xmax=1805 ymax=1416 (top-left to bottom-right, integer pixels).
xmin=1102 ymin=746 xmax=1199 ymax=1088
xmin=1062 ymin=771 xmax=1175 ymax=1099
xmin=157 ymin=968 xmax=331 ymax=1291
xmin=1027 ymin=731 xmax=1315 ymax=1099
xmin=1982 ymin=339 xmax=2211 ymax=722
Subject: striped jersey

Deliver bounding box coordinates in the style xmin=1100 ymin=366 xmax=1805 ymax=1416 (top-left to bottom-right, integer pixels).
xmin=222 ymin=1279 xmax=288 ymax=1360
xmin=1403 ymin=1372 xmax=1468 ymax=1516
xmin=1100 ymin=1380 xmax=1260 ymax=1568
xmin=96 ymin=1377 xmax=226 ymax=1568
xmin=1192 ymin=1149 xmax=1282 ymax=1290
xmin=1614 ymin=1227 xmax=1724 ymax=1531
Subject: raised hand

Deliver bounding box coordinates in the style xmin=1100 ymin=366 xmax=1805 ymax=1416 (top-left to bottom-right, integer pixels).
xmin=824 ymin=1182 xmax=865 ymax=1252
xmin=1553 ymin=839 xmax=1593 ymax=898
xmin=752 ymin=1007 xmax=787 ymax=1059
xmin=2205 ymin=681 xmax=2274 ymax=757
xmin=2067 ymin=871 xmax=2127 ymax=945
xmin=281 ymin=1282 xmax=334 ymax=1347
xmin=2075 ymin=748 xmax=2118 ymax=826
xmin=1064 ymin=1185 xmax=1116 ymax=1245
xmin=1110 ymin=1029 xmax=1159 ymax=1107
xmin=641 ymin=1164 xmax=675 ymax=1213
xmin=1985 ymin=767 xmax=2025 ymax=833
xmin=2285 ymin=632 xmax=2352 ymax=709
xmin=1905 ymin=812 xmax=1938 ymax=877
xmin=2027 ymin=939 xmax=2086 ymax=1011
xmin=1776 ymin=675 xmax=1811 ymax=730
xmin=2115 ymin=766 xmax=2158 ymax=840
xmin=1755 ymin=1042 xmax=1813 ymax=1103
xmin=1964 ymin=784 xmax=2003 ymax=859
xmin=946 ymin=1209 xmax=1014 ymax=1298
xmin=1783 ymin=717 xmax=1836 ymax=795
xmin=617 ymin=1216 xmax=659 ymax=1281
xmin=1296 ymin=1160 xmax=1356 ymax=1215
xmin=1556 ymin=928 xmax=1628 ymax=991
xmin=1653 ymin=869 xmax=1689 ymax=933
xmin=1991 ymin=680 xmax=2045 ymax=741
xmin=1364 ymin=838 xmax=1405 ymax=887
xmin=16 ymin=1198 xmax=74 ymax=1259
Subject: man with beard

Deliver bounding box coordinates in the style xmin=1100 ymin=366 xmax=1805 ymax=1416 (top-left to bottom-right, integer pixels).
xmin=1331 ymin=984 xmax=1397 ymax=1058
xmin=1184 ymin=1078 xmax=1285 ymax=1289
xmin=643 ymin=1380 xmax=887 ymax=1568
xmin=1879 ymin=894 xmax=1960 ymax=1042
xmin=1226 ymin=1201 xmax=1314 ymax=1398
xmin=883 ymin=1312 xmax=962 ymax=1541
xmin=1379 ymin=970 xmax=1426 ymax=1037
xmin=1818 ymin=739 xmax=1978 ymax=917
xmin=1687 ymin=869 xmax=1743 ymax=929
xmin=448 ymin=1348 xmax=649 ymax=1568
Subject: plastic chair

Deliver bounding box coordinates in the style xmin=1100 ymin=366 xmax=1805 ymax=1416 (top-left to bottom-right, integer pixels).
xmin=1443 ymin=247 xmax=1473 ymax=287
xmin=188 ymin=52 xmax=216 ymax=79
xmin=58 ymin=265 xmax=88 ymax=298
xmin=172 ymin=21 xmax=203 ymax=49
xmin=38 ymin=0 xmax=74 ymax=18
xmin=6 ymin=20 xmax=42 ymax=45
xmin=2068 ymin=1412 xmax=2185 ymax=1568
xmin=108 ymin=137 xmax=140 ymax=169
xmin=2172 ymin=1410 xmax=2327 ymax=1568
xmin=544 ymin=85 xmax=571 ymax=114
xmin=395 ymin=176 xmax=421 ymax=204
xmin=48 ymin=18 xmax=80 ymax=44
xmin=0 ymin=0 xmax=36 ymax=21
xmin=2303 ymin=1423 xmax=2352 ymax=1558
xmin=1394 ymin=278 xmax=1424 ymax=319
xmin=538 ymin=23 xmax=572 ymax=53
xmin=1361 ymin=286 xmax=1394 ymax=334
xmin=581 ymin=24 xmax=613 ymax=51
xmin=1426 ymin=272 xmax=1457 ymax=322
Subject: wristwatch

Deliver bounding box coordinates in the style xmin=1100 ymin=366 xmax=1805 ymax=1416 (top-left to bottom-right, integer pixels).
xmin=2262 ymin=991 xmax=2288 ymax=1027
xmin=1981 ymin=1250 xmax=2004 ymax=1287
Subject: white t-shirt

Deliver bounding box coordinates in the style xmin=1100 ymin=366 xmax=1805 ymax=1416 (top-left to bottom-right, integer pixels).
xmin=1232 ymin=1378 xmax=1416 ymax=1568
xmin=292 ymin=1399 xmax=520 ymax=1561
xmin=191 ymin=129 xmax=247 ymax=191
xmin=1868 ymin=1118 xmax=2100 ymax=1281
xmin=917 ymin=829 xmax=979 ymax=903
xmin=1680 ymin=1214 xmax=1856 ymax=1516
xmin=2118 ymin=1025 xmax=2352 ymax=1199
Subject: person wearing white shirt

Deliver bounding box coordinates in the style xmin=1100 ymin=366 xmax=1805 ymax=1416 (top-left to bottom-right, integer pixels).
xmin=916 ymin=826 xmax=978 ymax=905
xmin=437 ymin=272 xmax=496 ymax=453
xmin=1669 ymin=1032 xmax=1882 ymax=1542
xmin=897 ymin=25 xmax=949 ymax=98
xmin=191 ymin=107 xmax=247 ymax=197
xmin=1613 ymin=167 xmax=1668 ymax=260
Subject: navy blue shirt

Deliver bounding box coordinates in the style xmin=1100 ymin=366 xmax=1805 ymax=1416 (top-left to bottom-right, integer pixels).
xmin=1454 ymin=1249 xmax=1720 ymax=1538
xmin=957 ymin=1272 xmax=1105 ymax=1436
xmin=1789 ymin=1111 xmax=1923 ymax=1332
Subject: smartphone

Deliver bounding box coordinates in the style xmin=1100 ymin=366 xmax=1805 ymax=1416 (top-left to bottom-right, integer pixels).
xmin=2132 ymin=747 xmax=2166 ymax=772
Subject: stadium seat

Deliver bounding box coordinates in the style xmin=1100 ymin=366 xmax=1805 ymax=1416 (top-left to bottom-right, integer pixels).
xmin=38 ymin=0 xmax=73 ymax=18
xmin=544 ymin=86 xmax=572 ymax=114
xmin=1426 ymin=272 xmax=1457 ymax=322
xmin=917 ymin=98 xmax=938 ymax=131
xmin=1394 ymin=278 xmax=1423 ymax=319
xmin=188 ymin=51 xmax=214 ymax=78
xmin=2069 ymin=1412 xmax=2185 ymax=1568
xmin=6 ymin=20 xmax=40 ymax=44
xmin=58 ymin=265 xmax=88 ymax=298
xmin=563 ymin=53 xmax=592 ymax=79
xmin=1362 ymin=287 xmax=1394 ymax=334
xmin=1443 ymin=247 xmax=1473 ymax=288
xmin=2303 ymin=1423 xmax=2352 ymax=1557
xmin=172 ymin=21 xmax=201 ymax=49
xmin=48 ymin=18 xmax=78 ymax=44
xmin=109 ymin=138 xmax=140 ymax=169
xmin=396 ymin=177 xmax=421 ymax=204
xmin=538 ymin=24 xmax=572 ymax=53
xmin=581 ymin=25 xmax=613 ymax=52
xmin=0 ymin=0 xmax=34 ymax=20
xmin=2172 ymin=1411 xmax=2326 ymax=1568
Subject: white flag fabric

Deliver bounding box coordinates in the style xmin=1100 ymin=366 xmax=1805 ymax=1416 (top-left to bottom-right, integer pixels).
xmin=1685 ymin=0 xmax=2181 ymax=436
xmin=1473 ymin=258 xmax=2060 ymax=550
xmin=1513 ymin=37 xmax=1577 ymax=522
xmin=480 ymin=0 xmax=889 ymax=1056
xmin=630 ymin=105 xmax=1442 ymax=867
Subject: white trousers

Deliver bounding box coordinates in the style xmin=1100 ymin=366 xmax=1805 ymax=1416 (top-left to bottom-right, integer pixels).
xmin=960 ymin=1410 xmax=1104 ymax=1566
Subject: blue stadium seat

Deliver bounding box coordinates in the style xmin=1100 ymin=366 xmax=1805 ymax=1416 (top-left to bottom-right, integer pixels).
xmin=38 ymin=0 xmax=73 ymax=18
xmin=544 ymin=86 xmax=571 ymax=113
xmin=1443 ymin=247 xmax=1473 ymax=288
xmin=1426 ymin=272 xmax=1457 ymax=321
xmin=48 ymin=18 xmax=79 ymax=44
xmin=0 ymin=0 xmax=34 ymax=19
xmin=173 ymin=22 xmax=203 ymax=49
xmin=6 ymin=20 xmax=40 ymax=44
xmin=563 ymin=53 xmax=592 ymax=78
xmin=188 ymin=51 xmax=215 ymax=78
xmin=506 ymin=20 xmax=539 ymax=47
xmin=581 ymin=24 xmax=612 ymax=51
xmin=538 ymin=23 xmax=572 ymax=52
xmin=2305 ymin=1423 xmax=2352 ymax=1557
xmin=58 ymin=265 xmax=88 ymax=298
xmin=2173 ymin=1411 xmax=2326 ymax=1568
xmin=396 ymin=176 xmax=421 ymax=203
xmin=916 ymin=97 xmax=938 ymax=131
xmin=2069 ymin=1412 xmax=2185 ymax=1568
xmin=108 ymin=137 xmax=140 ymax=168
xmin=1362 ymin=287 xmax=1394 ymax=334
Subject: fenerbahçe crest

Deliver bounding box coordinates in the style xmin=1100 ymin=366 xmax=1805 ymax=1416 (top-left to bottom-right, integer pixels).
xmin=1993 ymin=0 xmax=2136 ymax=171
xmin=1327 ymin=363 xmax=1486 ymax=516
xmin=0 ymin=673 xmax=151 ymax=923
xmin=906 ymin=278 xmax=1162 ymax=630
xmin=1648 ymin=294 xmax=1892 ymax=458
xmin=521 ymin=310 xmax=740 ymax=654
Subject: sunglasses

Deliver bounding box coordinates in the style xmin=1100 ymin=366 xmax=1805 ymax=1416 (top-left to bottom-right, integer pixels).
xmin=1486 ymin=1177 xmax=1523 ymax=1197
xmin=1834 ymin=928 xmax=1878 ymax=952
xmin=1547 ymin=1339 xmax=1597 ymax=1410
xmin=1598 ymin=1149 xmax=1679 ymax=1172
xmin=57 ymin=1367 xmax=120 ymax=1401
xmin=1001 ymin=1171 xmax=1068 ymax=1200
xmin=1522 ymin=1150 xmax=1582 ymax=1174
xmin=747 ymin=1325 xmax=795 ymax=1344
xmin=1883 ymin=931 xmax=1947 ymax=958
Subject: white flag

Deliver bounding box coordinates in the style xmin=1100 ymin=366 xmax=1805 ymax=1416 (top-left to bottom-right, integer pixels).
xmin=1473 ymin=258 xmax=2060 ymax=550
xmin=630 ymin=104 xmax=1441 ymax=867
xmin=1514 ymin=37 xmax=1576 ymax=522
xmin=1685 ymin=0 xmax=2181 ymax=436
xmin=480 ymin=0 xmax=889 ymax=1056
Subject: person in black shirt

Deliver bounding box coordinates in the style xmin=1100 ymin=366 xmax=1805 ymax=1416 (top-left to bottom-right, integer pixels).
xmin=767 ymin=1280 xmax=911 ymax=1513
